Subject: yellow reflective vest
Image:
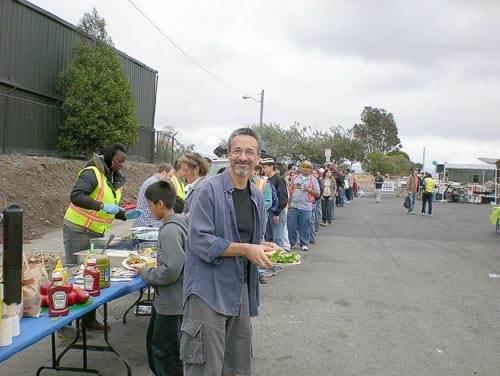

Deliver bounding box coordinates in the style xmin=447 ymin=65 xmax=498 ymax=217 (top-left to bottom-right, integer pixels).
xmin=171 ymin=175 xmax=185 ymax=199
xmin=423 ymin=177 xmax=435 ymax=193
xmin=64 ymin=166 xmax=122 ymax=234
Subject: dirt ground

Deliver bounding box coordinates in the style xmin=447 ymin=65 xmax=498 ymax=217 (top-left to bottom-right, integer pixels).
xmin=0 ymin=154 xmax=157 ymax=242
xmin=0 ymin=154 xmax=378 ymax=242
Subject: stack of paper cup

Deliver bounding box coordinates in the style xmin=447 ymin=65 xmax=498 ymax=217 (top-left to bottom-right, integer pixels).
xmin=10 ymin=314 xmax=20 ymax=337
xmin=0 ymin=316 xmax=12 ymax=346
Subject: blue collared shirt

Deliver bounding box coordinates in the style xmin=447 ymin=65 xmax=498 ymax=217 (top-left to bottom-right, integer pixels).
xmin=183 ymin=169 xmax=266 ymax=317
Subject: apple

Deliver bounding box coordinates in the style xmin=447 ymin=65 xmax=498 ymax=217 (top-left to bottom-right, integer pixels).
xmin=76 ymin=289 xmax=90 ymax=304
xmin=64 ymin=281 xmax=73 ymax=294
xmin=40 ymin=282 xmax=51 ymax=296
xmin=67 ymin=291 xmax=78 ymax=306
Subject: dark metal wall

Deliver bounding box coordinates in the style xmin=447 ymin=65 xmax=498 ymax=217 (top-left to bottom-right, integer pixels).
xmin=447 ymin=169 xmax=495 ymax=184
xmin=0 ymin=0 xmax=158 ymax=161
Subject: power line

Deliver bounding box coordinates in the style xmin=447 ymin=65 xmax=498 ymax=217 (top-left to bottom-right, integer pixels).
xmin=127 ymin=0 xmax=246 ymax=94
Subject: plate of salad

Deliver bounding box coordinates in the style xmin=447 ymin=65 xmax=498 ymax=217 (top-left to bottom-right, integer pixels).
xmin=268 ymin=250 xmax=301 ymax=265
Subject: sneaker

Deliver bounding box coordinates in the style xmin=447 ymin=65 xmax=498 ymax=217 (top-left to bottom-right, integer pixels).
xmin=57 ymin=325 xmax=79 ymax=342
xmin=301 ymin=245 xmax=309 ymax=252
xmin=309 ymin=239 xmax=316 ymax=244
xmin=429 ymin=214 xmax=432 ymax=217
xmin=422 ymin=213 xmax=425 ymax=216
xmin=320 ymin=222 xmax=327 ymax=227
xmin=410 ymin=211 xmax=415 ymax=215
xmin=84 ymin=319 xmax=110 ymax=333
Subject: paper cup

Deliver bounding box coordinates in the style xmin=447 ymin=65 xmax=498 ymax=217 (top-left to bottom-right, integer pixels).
xmin=0 ymin=316 xmax=13 ymax=346
xmin=10 ymin=315 xmax=20 ymax=337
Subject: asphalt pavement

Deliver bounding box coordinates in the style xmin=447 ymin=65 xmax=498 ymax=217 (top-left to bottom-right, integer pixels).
xmin=3 ymin=193 xmax=500 ymax=375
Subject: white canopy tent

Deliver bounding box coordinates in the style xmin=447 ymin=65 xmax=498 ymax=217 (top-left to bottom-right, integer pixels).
xmin=478 ymin=158 xmax=500 ymax=204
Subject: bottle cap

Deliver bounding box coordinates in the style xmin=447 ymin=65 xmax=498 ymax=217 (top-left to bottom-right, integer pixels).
xmin=52 ymin=271 xmax=63 ymax=280
xmin=87 ymin=258 xmax=96 ymax=265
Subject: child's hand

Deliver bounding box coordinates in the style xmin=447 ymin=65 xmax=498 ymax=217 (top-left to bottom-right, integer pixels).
xmin=129 ymin=264 xmax=144 ymax=274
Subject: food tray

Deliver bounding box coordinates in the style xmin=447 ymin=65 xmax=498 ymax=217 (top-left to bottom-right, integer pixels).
xmin=74 ymin=249 xmax=137 ymax=268
xmin=90 ymin=237 xmax=139 ymax=251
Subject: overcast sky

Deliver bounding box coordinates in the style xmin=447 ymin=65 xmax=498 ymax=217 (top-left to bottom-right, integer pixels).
xmin=31 ymin=0 xmax=500 ymax=167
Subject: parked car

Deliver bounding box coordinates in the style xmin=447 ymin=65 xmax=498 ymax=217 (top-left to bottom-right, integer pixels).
xmin=207 ymin=159 xmax=229 ymax=176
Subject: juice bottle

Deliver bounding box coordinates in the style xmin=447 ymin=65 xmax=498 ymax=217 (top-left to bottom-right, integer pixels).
xmin=83 ymin=258 xmax=100 ymax=297
xmin=48 ymin=271 xmax=69 ymax=317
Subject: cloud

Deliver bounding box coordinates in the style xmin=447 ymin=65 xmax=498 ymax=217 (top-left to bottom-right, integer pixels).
xmin=28 ymin=0 xmax=500 ymax=164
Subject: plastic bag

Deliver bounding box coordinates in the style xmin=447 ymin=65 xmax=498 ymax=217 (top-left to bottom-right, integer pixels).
xmin=22 ymin=253 xmax=49 ymax=318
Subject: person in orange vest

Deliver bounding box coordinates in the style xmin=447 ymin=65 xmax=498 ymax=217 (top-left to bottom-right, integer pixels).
xmin=61 ymin=143 xmax=142 ymax=339
xmin=251 ymin=164 xmax=272 ymax=210
xmin=406 ymin=169 xmax=419 ymax=214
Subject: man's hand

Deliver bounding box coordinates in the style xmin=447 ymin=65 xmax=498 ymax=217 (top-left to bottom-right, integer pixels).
xmin=245 ymin=244 xmax=273 ymax=270
xmin=272 ymin=215 xmax=280 ymax=225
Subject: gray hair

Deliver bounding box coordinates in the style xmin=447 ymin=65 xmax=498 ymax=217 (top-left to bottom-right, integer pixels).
xmin=228 ymin=127 xmax=262 ymax=155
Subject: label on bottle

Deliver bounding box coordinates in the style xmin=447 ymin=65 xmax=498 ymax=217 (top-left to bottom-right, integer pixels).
xmin=104 ymin=267 xmax=110 ymax=282
xmin=84 ymin=274 xmax=95 ymax=291
xmin=52 ymin=291 xmax=67 ymax=310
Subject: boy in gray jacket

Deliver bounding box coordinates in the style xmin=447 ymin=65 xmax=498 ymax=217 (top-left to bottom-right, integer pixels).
xmin=131 ymin=181 xmax=188 ymax=376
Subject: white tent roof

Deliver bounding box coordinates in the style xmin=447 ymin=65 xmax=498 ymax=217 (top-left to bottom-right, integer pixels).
xmin=478 ymin=157 xmax=500 ymax=165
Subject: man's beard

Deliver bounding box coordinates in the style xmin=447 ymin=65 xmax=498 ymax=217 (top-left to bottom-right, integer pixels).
xmin=232 ymin=160 xmax=251 ymax=177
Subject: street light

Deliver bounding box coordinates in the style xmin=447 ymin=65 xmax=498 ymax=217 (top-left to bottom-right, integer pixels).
xmin=243 ymin=89 xmax=264 ymax=127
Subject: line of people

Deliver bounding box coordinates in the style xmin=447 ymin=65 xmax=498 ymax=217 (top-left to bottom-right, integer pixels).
xmin=62 ymin=131 xmax=359 ymax=375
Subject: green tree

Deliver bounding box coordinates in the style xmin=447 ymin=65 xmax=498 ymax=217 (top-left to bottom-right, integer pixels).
xmin=57 ymin=8 xmax=138 ymax=158
xmin=362 ymin=151 xmax=391 ymax=175
xmin=353 ymin=106 xmax=401 ymax=154
xmin=328 ymin=126 xmax=365 ymax=166
xmin=386 ymin=153 xmax=412 ymax=177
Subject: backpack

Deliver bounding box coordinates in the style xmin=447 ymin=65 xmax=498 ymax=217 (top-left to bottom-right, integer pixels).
xmin=270 ymin=183 xmax=279 ymax=213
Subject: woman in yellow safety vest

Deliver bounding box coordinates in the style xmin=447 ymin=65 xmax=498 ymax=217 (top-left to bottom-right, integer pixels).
xmin=421 ymin=172 xmax=435 ymax=216
xmin=60 ymin=143 xmax=141 ymax=338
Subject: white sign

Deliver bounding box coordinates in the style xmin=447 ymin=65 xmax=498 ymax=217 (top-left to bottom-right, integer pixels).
xmin=381 ymin=181 xmax=395 ymax=192
xmin=324 ymin=149 xmax=331 ymax=157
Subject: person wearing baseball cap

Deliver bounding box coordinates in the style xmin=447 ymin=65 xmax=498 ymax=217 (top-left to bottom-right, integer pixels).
xmin=287 ymin=160 xmax=320 ymax=251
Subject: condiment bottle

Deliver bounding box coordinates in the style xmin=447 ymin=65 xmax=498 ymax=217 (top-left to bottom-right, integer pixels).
xmin=53 ymin=259 xmax=67 ymax=282
xmin=83 ymin=258 xmax=100 ymax=297
xmin=48 ymin=271 xmax=69 ymax=317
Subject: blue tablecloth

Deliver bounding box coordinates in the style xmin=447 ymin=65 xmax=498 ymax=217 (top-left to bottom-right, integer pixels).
xmin=0 ymin=276 xmax=146 ymax=362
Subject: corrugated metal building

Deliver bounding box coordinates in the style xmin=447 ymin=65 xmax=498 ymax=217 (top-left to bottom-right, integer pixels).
xmin=0 ymin=0 xmax=158 ymax=161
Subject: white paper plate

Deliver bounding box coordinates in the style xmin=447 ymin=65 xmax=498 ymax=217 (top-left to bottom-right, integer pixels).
xmin=122 ymin=258 xmax=147 ymax=270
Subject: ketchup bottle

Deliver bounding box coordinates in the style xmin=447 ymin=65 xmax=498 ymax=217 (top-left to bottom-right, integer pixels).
xmin=84 ymin=258 xmax=100 ymax=297
xmin=48 ymin=271 xmax=69 ymax=317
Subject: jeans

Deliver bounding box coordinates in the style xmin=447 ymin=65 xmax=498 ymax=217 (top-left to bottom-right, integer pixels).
xmin=345 ymin=187 xmax=352 ymax=201
xmin=408 ymin=192 xmax=416 ymax=212
xmin=265 ymin=210 xmax=286 ymax=249
xmin=321 ymin=196 xmax=334 ymax=224
xmin=147 ymin=307 xmax=183 ymax=376
xmin=422 ymin=192 xmax=433 ymax=215
xmin=287 ymin=207 xmax=312 ymax=247
xmin=310 ymin=200 xmax=321 ymax=242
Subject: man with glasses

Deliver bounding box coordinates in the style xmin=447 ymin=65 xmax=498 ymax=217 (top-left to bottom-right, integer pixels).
xmin=181 ymin=127 xmax=278 ymax=376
